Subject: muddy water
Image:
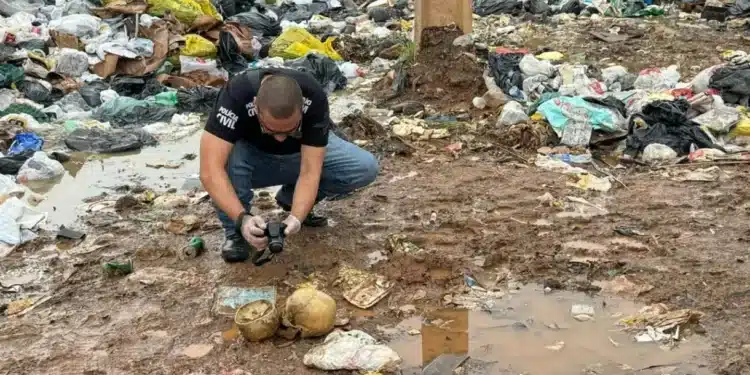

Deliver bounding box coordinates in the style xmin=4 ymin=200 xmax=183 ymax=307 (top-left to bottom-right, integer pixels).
xmin=30 ymin=133 xmax=201 ymax=226
xmin=389 ymin=284 xmax=710 ymax=375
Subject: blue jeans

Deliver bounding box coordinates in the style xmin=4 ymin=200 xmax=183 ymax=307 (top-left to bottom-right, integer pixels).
xmin=216 ymin=133 xmax=379 ymax=234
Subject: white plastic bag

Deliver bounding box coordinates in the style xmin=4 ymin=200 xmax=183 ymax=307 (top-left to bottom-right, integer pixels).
xmin=338 ymin=62 xmax=361 ymax=79
xmin=100 ymin=89 xmax=119 ymax=104
xmin=693 ymin=105 xmax=740 ymax=133
xmin=0 ymin=89 xmax=18 ymax=111
xmin=634 ymin=65 xmax=680 ymax=91
xmin=128 ymin=38 xmax=154 ymax=57
xmin=179 ymin=56 xmax=228 ymax=79
xmin=303 ymin=330 xmax=401 ymax=373
xmin=520 ymin=54 xmax=555 ymax=78
xmin=0 ymin=174 xmax=23 ymax=197
xmin=690 ymin=64 xmax=724 ymax=94
xmin=54 ymin=49 xmax=90 ymax=77
xmin=17 ymin=152 xmax=65 ymax=181
xmin=641 ymin=143 xmax=677 ymax=163
xmin=497 ymin=101 xmax=529 ymax=126
xmin=601 ymin=65 xmax=628 ymax=86
xmin=0 ymin=197 xmax=46 ymax=246
xmin=48 ymin=14 xmax=100 ymax=38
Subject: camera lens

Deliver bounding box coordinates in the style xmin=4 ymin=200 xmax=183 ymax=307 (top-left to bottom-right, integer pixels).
xmin=269 ymin=242 xmax=283 ymax=253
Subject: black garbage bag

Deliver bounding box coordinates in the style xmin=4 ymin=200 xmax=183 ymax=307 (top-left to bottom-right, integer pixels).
xmin=283 ymin=8 xmax=313 ymax=21
xmin=625 ymin=100 xmax=722 ymax=157
xmin=0 ymin=149 xmax=34 ymax=175
xmin=177 ymin=86 xmax=220 ymax=113
xmin=275 ymin=2 xmax=328 ymax=21
xmin=527 ymin=0 xmax=550 ymax=14
xmin=65 ymin=128 xmax=155 ymax=153
xmin=488 ymin=51 xmax=524 ymax=98
xmin=79 ymin=80 xmax=109 ymax=107
xmin=584 ymin=96 xmax=626 ymax=117
xmin=93 ymin=99 xmax=177 ymax=128
xmin=368 ymin=7 xmax=403 ymax=22
xmin=228 ymin=5 xmax=282 ymax=37
xmin=709 ymin=67 xmax=750 ymax=106
xmin=285 ymin=53 xmax=347 ymax=93
xmin=18 ymin=80 xmax=51 ymax=104
xmin=218 ymin=30 xmax=250 ymax=74
xmin=110 ymin=76 xmax=166 ymax=100
xmin=473 ymin=0 xmax=523 ymax=16
xmin=213 ymin=0 xmax=237 ymax=17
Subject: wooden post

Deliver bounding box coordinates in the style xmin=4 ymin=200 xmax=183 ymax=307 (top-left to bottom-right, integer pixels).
xmin=414 ymin=0 xmax=473 ymax=48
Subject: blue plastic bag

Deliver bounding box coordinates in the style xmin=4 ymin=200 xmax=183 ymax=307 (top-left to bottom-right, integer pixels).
xmin=8 ymin=132 xmax=43 ymax=156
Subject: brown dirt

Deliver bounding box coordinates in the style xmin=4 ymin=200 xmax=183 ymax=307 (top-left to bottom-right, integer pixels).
xmin=396 ymin=25 xmax=487 ymax=114
xmin=515 ymin=18 xmax=750 ymax=79
xmin=3 ymin=148 xmax=750 ymax=374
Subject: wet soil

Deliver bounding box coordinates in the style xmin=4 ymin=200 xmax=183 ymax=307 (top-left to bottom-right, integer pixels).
xmin=390 ymin=284 xmax=710 ymax=374
xmin=3 ymin=149 xmax=750 ymax=374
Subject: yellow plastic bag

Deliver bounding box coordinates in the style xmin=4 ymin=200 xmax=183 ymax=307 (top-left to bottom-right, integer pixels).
xmin=147 ymin=0 xmax=221 ymax=25
xmin=180 ymin=34 xmax=217 ymax=57
xmin=536 ymin=51 xmax=564 ymax=61
xmin=270 ymin=27 xmax=342 ymax=61
xmin=730 ymin=117 xmax=750 ymax=137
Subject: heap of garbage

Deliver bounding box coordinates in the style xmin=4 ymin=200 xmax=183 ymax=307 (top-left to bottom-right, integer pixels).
xmin=482 ymin=47 xmax=750 ymax=163
xmin=0 ymin=0 xmax=421 ymax=248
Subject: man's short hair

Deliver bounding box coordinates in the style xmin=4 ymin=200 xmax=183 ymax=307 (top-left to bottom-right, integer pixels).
xmin=256 ymin=75 xmax=304 ymax=119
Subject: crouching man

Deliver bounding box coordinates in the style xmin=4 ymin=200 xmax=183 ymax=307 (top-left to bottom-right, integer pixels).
xmin=200 ymin=68 xmax=379 ymax=262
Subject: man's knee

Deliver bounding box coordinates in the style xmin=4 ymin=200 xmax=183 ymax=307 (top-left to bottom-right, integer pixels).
xmin=358 ymin=151 xmax=379 ymax=187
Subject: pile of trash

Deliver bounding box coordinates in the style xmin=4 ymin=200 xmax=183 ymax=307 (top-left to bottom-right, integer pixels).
xmin=0 ymin=0 xmax=419 ymax=250
xmin=473 ymin=0 xmax=667 ymax=18
xmin=483 ymin=47 xmax=750 ymax=164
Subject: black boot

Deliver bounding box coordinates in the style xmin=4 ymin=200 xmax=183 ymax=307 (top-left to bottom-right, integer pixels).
xmin=221 ymin=232 xmax=251 ymax=263
xmin=276 ymin=201 xmax=329 ymax=227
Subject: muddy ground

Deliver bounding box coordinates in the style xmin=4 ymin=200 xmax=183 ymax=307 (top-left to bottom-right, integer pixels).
xmin=2 ymin=14 xmax=750 ymax=375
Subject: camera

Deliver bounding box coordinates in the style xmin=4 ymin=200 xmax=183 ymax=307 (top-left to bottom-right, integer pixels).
xmin=264 ymin=222 xmax=287 ymax=253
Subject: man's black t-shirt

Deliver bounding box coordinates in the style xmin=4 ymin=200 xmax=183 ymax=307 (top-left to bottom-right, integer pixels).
xmin=204 ymin=68 xmax=330 ymax=155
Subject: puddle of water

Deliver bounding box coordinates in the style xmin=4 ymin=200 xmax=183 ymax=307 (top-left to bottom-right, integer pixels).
xmin=389 ymin=284 xmax=710 ymax=375
xmin=31 ymin=133 xmax=201 ymax=226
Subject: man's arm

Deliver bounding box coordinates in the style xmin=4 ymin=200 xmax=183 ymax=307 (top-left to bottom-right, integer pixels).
xmin=290 ymin=145 xmax=325 ymax=221
xmin=199 ymin=132 xmax=244 ymax=223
